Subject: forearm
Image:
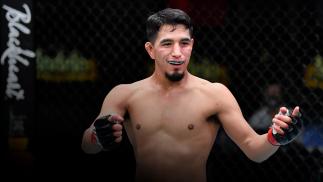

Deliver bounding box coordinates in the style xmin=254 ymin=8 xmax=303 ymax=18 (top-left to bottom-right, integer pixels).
xmin=81 ymin=126 xmax=102 ymax=154
xmin=244 ymin=133 xmax=279 ymax=163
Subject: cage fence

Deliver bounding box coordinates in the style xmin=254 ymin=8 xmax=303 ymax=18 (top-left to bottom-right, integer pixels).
xmin=18 ymin=0 xmax=323 ymax=181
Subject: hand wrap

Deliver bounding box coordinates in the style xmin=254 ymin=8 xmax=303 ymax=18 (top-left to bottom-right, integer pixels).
xmin=267 ymin=109 xmax=303 ymax=146
xmin=92 ymin=115 xmax=121 ymax=151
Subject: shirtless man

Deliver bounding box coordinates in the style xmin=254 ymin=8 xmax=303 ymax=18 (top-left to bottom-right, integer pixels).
xmin=81 ymin=8 xmax=303 ymax=182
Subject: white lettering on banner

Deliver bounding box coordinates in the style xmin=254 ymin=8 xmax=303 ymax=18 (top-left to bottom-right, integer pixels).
xmin=1 ymin=4 xmax=35 ymax=100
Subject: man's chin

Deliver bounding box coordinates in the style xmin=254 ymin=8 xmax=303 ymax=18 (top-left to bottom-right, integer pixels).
xmin=165 ymin=72 xmax=184 ymax=82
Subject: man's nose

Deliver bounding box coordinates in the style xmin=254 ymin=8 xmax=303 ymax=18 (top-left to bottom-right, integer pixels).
xmin=171 ymin=44 xmax=182 ymax=58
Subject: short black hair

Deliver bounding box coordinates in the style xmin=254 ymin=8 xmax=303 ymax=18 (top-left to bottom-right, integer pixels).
xmin=146 ymin=8 xmax=193 ymax=43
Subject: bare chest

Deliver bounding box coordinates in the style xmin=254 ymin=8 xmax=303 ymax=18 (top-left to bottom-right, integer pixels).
xmin=126 ymin=90 xmax=218 ymax=138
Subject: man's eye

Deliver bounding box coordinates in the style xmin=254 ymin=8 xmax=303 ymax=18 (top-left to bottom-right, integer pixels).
xmin=162 ymin=42 xmax=171 ymax=46
xmin=162 ymin=43 xmax=172 ymax=47
xmin=181 ymin=42 xmax=190 ymax=45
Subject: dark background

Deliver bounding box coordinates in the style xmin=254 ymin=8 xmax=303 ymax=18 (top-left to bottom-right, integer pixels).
xmin=2 ymin=0 xmax=323 ymax=181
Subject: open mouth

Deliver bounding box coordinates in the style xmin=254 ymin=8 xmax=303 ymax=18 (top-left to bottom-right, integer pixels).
xmin=167 ymin=60 xmax=185 ymax=65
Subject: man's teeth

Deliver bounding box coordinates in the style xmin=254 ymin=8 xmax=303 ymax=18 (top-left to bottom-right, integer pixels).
xmin=168 ymin=61 xmax=184 ymax=65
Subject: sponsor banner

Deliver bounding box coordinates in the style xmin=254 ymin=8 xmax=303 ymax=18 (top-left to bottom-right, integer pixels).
xmin=1 ymin=0 xmax=35 ymax=137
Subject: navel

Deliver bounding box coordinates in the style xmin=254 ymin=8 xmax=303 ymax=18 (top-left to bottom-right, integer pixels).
xmin=188 ymin=124 xmax=194 ymax=130
xmin=136 ymin=124 xmax=141 ymax=130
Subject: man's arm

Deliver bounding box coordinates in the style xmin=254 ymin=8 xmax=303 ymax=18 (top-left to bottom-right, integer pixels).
xmin=81 ymin=84 xmax=129 ymax=154
xmin=213 ymin=83 xmax=301 ymax=162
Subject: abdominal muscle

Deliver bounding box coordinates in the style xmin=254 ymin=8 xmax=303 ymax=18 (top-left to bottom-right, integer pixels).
xmin=132 ymin=129 xmax=218 ymax=182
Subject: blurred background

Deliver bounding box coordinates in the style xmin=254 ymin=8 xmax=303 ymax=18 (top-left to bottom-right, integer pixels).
xmin=1 ymin=0 xmax=323 ymax=181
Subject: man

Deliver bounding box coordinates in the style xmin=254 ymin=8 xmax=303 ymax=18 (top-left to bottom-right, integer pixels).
xmin=82 ymin=8 xmax=303 ymax=182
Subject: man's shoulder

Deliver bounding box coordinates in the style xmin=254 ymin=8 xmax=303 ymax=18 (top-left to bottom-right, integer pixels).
xmin=195 ymin=79 xmax=229 ymax=93
xmin=111 ymin=78 xmax=149 ymax=95
xmin=190 ymin=79 xmax=230 ymax=101
xmin=191 ymin=75 xmax=227 ymax=87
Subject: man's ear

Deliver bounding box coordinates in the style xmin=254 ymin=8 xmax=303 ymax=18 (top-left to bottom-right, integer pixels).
xmin=145 ymin=42 xmax=155 ymax=59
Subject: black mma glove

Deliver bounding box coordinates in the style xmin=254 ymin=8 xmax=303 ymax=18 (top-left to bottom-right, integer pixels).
xmin=92 ymin=115 xmax=121 ymax=151
xmin=267 ymin=109 xmax=303 ymax=146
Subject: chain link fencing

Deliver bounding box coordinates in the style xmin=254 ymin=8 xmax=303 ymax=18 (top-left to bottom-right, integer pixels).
xmin=30 ymin=0 xmax=322 ymax=181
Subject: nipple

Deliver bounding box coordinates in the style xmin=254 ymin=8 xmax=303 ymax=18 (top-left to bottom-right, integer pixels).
xmin=188 ymin=124 xmax=194 ymax=130
xmin=136 ymin=124 xmax=141 ymax=130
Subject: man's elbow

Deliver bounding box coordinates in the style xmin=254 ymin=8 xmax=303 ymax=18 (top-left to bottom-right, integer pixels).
xmin=248 ymin=154 xmax=272 ymax=163
xmin=251 ymin=157 xmax=267 ymax=163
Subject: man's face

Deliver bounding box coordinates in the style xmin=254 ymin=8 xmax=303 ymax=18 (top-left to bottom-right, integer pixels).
xmin=145 ymin=24 xmax=194 ymax=82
